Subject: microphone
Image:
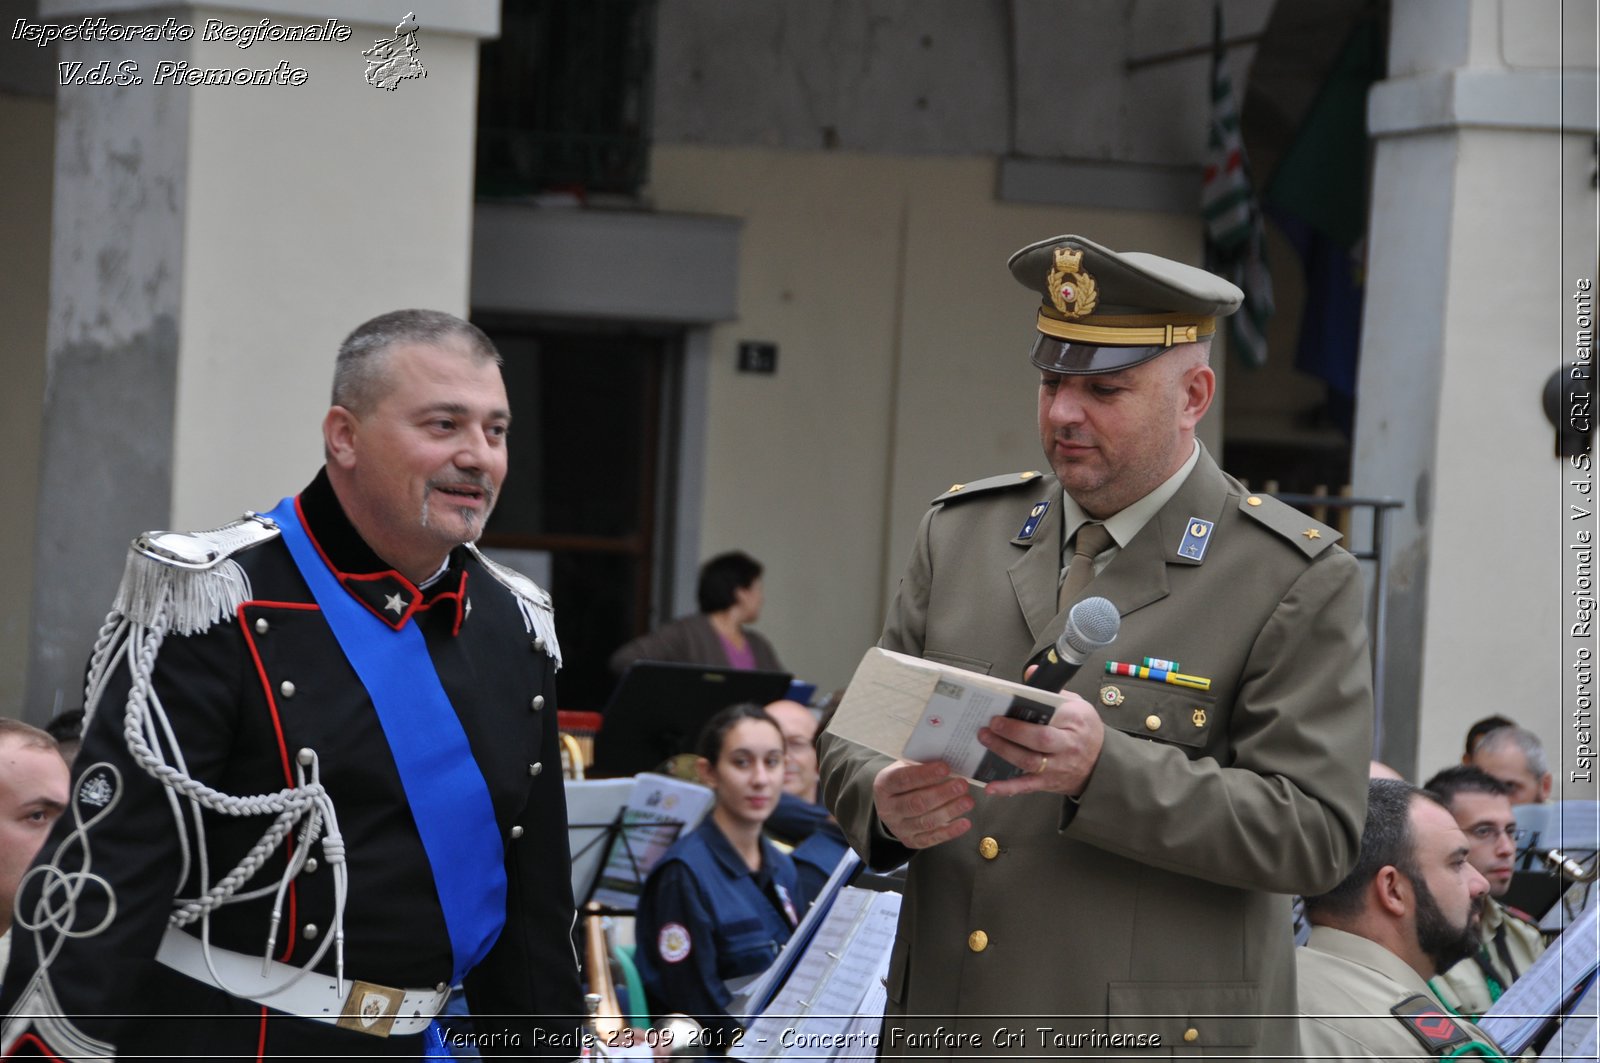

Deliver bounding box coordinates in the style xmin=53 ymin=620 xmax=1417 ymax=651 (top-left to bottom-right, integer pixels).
xmin=1024 ymin=596 xmax=1121 ymax=692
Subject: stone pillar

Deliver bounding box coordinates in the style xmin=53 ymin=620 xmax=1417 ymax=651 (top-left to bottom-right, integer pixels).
xmin=24 ymin=0 xmax=498 ymax=720
xmin=1353 ymin=0 xmax=1596 ymax=776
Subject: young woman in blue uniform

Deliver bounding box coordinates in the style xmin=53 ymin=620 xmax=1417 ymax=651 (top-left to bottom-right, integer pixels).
xmin=635 ymin=703 xmax=801 ymax=1052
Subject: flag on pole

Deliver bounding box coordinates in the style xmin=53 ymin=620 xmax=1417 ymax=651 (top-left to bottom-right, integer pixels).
xmin=1202 ymin=5 xmax=1273 ymax=368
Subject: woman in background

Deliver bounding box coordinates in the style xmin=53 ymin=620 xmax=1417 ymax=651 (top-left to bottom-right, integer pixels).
xmin=634 ymin=703 xmax=800 ymax=1052
xmin=609 ymin=552 xmax=783 ymax=674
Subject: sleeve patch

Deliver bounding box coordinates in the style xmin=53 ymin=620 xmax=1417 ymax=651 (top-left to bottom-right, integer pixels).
xmin=658 ymin=922 xmax=692 ymax=964
xmin=1390 ymin=994 xmax=1472 ymax=1055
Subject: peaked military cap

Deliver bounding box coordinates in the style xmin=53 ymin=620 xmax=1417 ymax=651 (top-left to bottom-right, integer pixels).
xmin=1009 ymin=234 xmax=1244 ymax=375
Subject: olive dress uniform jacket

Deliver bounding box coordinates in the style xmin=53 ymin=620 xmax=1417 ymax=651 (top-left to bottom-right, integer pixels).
xmin=0 ymin=472 xmax=583 ymax=1060
xmin=1297 ymin=927 xmax=1505 ymax=1060
xmin=608 ymin=615 xmax=783 ymax=675
xmin=1431 ymin=899 xmax=1547 ymax=1021
xmin=818 ymin=448 xmax=1372 ymax=1057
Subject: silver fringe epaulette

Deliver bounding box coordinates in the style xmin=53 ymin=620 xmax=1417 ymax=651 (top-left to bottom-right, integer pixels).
xmin=466 ymin=544 xmax=563 ymax=670
xmin=112 ymin=512 xmax=281 ymax=636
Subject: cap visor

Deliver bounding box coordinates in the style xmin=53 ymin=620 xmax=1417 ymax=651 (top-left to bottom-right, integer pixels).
xmin=1029 ymin=334 xmax=1168 ymax=375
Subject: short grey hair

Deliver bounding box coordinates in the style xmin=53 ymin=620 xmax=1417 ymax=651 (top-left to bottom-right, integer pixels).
xmin=1476 ymin=726 xmax=1550 ymax=779
xmin=332 ymin=309 xmax=502 ymax=415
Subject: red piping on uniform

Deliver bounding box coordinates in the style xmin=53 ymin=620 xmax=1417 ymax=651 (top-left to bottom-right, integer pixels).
xmin=239 ymin=598 xmax=318 ymax=964
xmin=294 ymin=495 xmax=423 ymax=628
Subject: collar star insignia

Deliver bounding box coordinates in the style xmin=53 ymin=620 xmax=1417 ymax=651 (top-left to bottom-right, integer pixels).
xmin=384 ymin=591 xmax=406 ymax=614
xmin=1301 ymin=528 xmax=1322 ymax=541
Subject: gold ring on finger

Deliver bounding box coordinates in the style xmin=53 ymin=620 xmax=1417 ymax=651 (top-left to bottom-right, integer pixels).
xmin=1036 ymin=754 xmax=1050 ymax=775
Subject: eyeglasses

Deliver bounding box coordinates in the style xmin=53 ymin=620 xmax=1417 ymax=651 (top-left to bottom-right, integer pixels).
xmin=1467 ymin=824 xmax=1525 ymax=843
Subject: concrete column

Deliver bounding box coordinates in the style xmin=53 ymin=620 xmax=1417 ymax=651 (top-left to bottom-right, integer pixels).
xmin=1353 ymin=0 xmax=1597 ymax=777
xmin=24 ymin=0 xmax=497 ymax=721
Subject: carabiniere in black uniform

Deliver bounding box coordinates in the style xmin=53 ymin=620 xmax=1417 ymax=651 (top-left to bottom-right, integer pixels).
xmin=0 ymin=471 xmax=583 ymax=1059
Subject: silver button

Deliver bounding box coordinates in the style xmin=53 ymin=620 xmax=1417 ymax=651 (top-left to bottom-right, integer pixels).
xmin=436 ymin=982 xmax=450 ymax=994
xmin=254 ymin=618 xmax=269 ymax=635
xmin=304 ymin=857 xmax=318 ymax=873
xmin=302 ymin=923 xmax=318 ymax=940
xmin=510 ymin=825 xmax=525 ymax=839
xmin=529 ymin=762 xmax=543 ymax=777
xmin=533 ymin=637 xmax=546 ymax=653
xmin=280 ymin=680 xmax=296 ymax=698
xmin=530 ymin=695 xmax=545 ymax=711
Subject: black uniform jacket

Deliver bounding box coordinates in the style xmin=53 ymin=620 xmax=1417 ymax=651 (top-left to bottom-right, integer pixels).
xmin=0 ymin=472 xmax=583 ymax=1059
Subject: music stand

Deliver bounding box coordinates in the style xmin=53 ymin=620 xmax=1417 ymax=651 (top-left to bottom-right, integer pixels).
xmin=590 ymin=662 xmax=792 ymax=777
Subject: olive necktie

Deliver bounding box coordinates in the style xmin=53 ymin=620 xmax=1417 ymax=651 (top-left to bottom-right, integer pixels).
xmin=1058 ymin=522 xmax=1114 ymax=611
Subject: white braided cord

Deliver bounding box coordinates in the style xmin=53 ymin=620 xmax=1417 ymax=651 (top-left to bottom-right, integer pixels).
xmin=39 ymin=589 xmax=352 ymax=1002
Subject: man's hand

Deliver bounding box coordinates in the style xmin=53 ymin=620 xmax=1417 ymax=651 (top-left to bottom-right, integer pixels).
xmin=979 ymin=691 xmax=1105 ymax=798
xmin=873 ymin=759 xmax=974 ymax=849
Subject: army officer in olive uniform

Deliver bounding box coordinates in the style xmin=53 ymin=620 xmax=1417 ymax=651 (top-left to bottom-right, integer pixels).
xmin=818 ymin=235 xmax=1373 ymax=1057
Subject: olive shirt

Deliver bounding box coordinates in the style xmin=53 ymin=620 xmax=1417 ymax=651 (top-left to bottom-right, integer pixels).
xmin=1298 ymin=926 xmax=1505 ymax=1060
xmin=818 ymin=446 xmax=1373 ymax=1057
xmin=1431 ymin=899 xmax=1547 ymax=1021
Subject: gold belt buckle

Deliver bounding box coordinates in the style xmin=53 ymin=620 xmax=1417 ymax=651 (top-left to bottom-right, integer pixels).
xmin=336 ymin=980 xmax=407 ymax=1038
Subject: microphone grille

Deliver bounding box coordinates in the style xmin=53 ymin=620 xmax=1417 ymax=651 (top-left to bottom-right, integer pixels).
xmin=1061 ymin=596 xmax=1121 ymax=657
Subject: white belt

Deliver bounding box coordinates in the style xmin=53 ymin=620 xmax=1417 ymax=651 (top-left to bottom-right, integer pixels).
xmin=155 ymin=927 xmax=450 ymax=1038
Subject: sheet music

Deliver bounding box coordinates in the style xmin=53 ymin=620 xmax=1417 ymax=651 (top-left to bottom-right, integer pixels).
xmin=563 ymin=777 xmax=635 ymax=902
xmin=733 ymin=887 xmax=901 ymax=1062
xmin=1552 ymin=977 xmax=1600 ymax=1062
xmin=730 ymin=850 xmax=861 ymax=1021
xmin=1480 ymin=899 xmax=1600 ymax=1054
xmin=588 ymin=773 xmax=714 ymax=909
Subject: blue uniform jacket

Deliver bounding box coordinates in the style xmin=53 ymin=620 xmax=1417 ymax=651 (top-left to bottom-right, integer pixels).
xmin=634 ymin=818 xmax=800 ymax=1038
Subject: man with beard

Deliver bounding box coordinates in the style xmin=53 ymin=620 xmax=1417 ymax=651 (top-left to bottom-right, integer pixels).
xmin=0 ymin=311 xmax=582 ymax=1059
xmin=1423 ymin=766 xmax=1547 ymax=1020
xmin=1297 ymin=779 xmax=1504 ymax=1058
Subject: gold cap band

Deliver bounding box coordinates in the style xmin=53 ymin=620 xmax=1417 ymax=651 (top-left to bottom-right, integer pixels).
xmin=1034 ymin=310 xmax=1216 ymax=347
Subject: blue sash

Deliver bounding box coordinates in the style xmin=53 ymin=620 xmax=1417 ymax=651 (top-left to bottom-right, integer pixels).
xmin=265 ymin=497 xmax=507 ymax=983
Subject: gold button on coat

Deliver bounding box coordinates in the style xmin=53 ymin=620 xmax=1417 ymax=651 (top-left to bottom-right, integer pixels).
xmin=1145 ymin=714 xmax=1161 ymax=731
xmin=1183 ymin=1028 xmax=1199 ymax=1043
xmin=978 ymin=837 xmax=1000 ymax=860
xmin=967 ymin=930 xmax=989 ymax=952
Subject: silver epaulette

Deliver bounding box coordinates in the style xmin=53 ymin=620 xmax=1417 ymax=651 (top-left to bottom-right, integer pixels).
xmin=465 ymin=544 xmax=563 ymax=670
xmin=113 ymin=512 xmax=281 ymax=635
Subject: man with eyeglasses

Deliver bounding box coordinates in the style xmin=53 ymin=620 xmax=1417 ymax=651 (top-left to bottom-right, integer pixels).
xmin=1422 ymin=765 xmax=1548 ymax=1020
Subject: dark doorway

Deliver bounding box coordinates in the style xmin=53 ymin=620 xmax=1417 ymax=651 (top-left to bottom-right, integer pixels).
xmin=476 ymin=317 xmax=683 ymax=711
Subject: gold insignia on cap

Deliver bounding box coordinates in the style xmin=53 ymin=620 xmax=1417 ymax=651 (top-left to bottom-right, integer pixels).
xmin=1192 ymin=708 xmax=1207 ymax=728
xmin=1302 ymin=528 xmax=1322 ymax=540
xmin=1047 ymin=247 xmax=1098 ymax=320
xmin=1020 ymin=471 xmax=1039 ymax=479
xmin=949 ymin=483 xmax=965 ymax=492
xmin=1100 ymin=685 xmax=1125 ymax=707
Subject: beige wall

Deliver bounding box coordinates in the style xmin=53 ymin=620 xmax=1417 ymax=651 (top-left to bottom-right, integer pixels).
xmin=649 ymin=145 xmax=1206 ymax=691
xmin=1414 ymin=125 xmax=1593 ymax=784
xmin=0 ymin=94 xmax=53 ymax=719
xmin=168 ymin=12 xmax=484 ymax=527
